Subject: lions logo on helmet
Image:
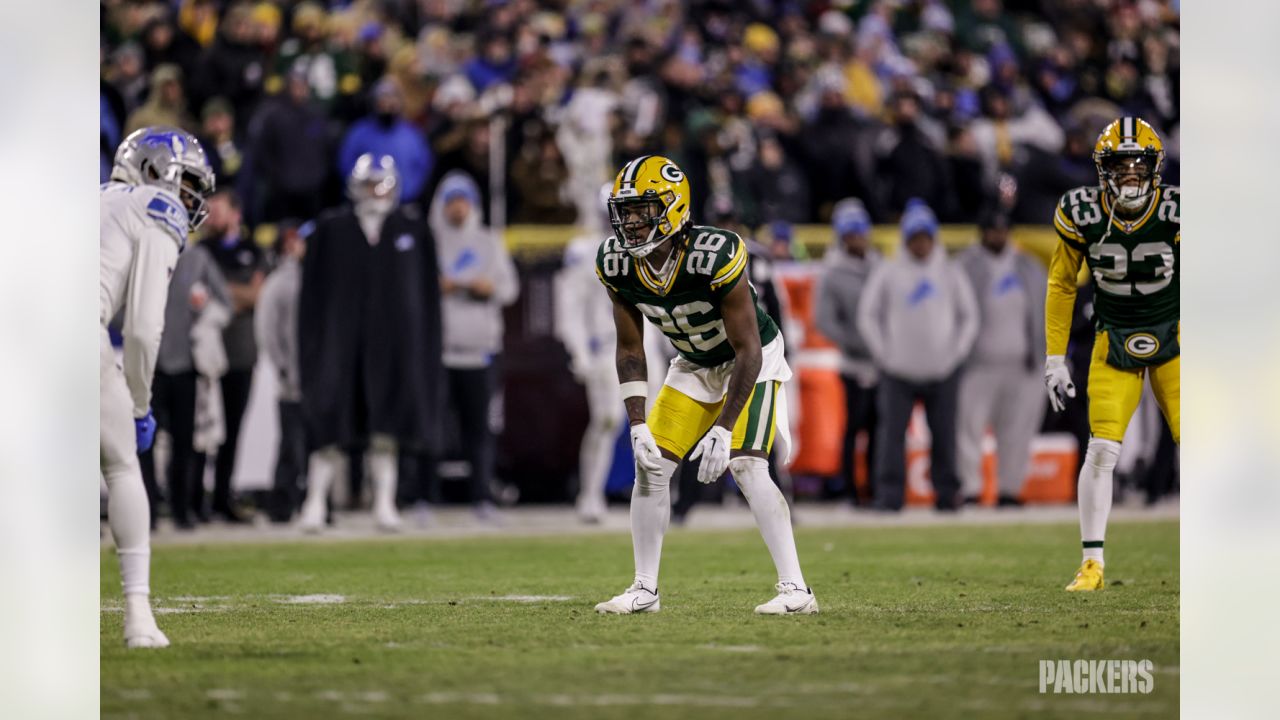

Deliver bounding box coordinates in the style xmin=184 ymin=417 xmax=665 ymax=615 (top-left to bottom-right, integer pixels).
xmin=608 ymin=156 xmax=692 ymax=258
xmin=1093 ymin=117 xmax=1164 ymax=211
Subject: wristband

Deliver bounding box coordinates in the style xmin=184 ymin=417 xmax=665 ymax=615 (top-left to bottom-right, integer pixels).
xmin=620 ymin=381 xmax=648 ymax=399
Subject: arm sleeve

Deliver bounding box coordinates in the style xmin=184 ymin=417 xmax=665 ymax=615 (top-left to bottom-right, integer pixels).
xmin=492 ymin=240 xmax=520 ymax=306
xmin=950 ymin=265 xmax=980 ymax=361
xmin=855 ymin=266 xmax=887 ymax=366
xmin=813 ymin=272 xmax=849 ymax=349
xmin=554 ymin=253 xmax=590 ymax=361
xmin=254 ymin=277 xmax=290 ymax=374
xmin=122 ymin=228 xmax=179 ymax=417
xmin=1045 ymin=240 xmax=1086 ymax=356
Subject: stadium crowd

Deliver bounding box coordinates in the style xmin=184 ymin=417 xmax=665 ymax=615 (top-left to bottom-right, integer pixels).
xmin=102 ymin=0 xmax=1181 ymax=230
xmin=100 ymin=0 xmax=1181 ymax=528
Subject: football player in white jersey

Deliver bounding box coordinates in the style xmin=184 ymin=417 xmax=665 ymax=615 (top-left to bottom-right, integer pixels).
xmin=555 ymin=184 xmax=624 ymax=523
xmin=101 ymin=127 xmax=214 ymax=648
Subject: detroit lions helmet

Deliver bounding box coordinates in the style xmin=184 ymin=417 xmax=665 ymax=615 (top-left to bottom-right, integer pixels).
xmin=112 ymin=126 xmax=216 ymax=231
xmin=347 ymin=153 xmax=401 ymax=214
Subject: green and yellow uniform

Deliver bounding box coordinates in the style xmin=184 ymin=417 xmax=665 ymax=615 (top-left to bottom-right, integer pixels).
xmin=596 ymin=225 xmax=789 ymax=457
xmin=1047 ymin=184 xmax=1181 ymax=442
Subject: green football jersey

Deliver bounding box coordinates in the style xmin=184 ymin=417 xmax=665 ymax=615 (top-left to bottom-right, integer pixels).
xmin=595 ymin=224 xmax=780 ymax=368
xmin=1054 ymin=184 xmax=1181 ymax=329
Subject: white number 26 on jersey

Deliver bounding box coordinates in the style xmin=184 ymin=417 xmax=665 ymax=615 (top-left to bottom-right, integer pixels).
xmin=635 ymin=301 xmax=727 ymax=353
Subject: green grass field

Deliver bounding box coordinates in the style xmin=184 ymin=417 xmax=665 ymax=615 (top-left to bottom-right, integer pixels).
xmin=101 ymin=519 xmax=1178 ymax=719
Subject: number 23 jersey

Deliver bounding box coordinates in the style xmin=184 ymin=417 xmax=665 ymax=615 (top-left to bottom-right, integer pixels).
xmin=595 ymin=225 xmax=780 ymax=368
xmin=1053 ymin=184 xmax=1180 ymax=329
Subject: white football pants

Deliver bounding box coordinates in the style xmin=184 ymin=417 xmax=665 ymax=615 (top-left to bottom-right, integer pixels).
xmin=576 ymin=359 xmax=622 ymax=517
xmin=100 ymin=329 xmax=153 ymax=597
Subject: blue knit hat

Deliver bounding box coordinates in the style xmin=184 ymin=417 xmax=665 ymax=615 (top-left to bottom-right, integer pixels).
xmin=832 ymin=198 xmax=871 ymax=236
xmin=901 ymin=198 xmax=938 ymax=240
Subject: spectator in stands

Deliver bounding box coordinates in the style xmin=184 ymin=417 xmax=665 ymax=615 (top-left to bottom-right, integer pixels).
xmin=955 ymin=209 xmax=1047 ymax=506
xmin=464 ymin=31 xmax=519 ymax=93
xmin=140 ymin=15 xmax=200 ymax=78
xmin=338 ymin=77 xmax=433 ymax=204
xmin=249 ymin=66 xmax=331 ymax=222
xmin=815 ymin=199 xmax=881 ymax=507
xmin=969 ymin=84 xmax=1065 ymax=196
xmin=198 ymin=190 xmax=265 ymax=524
xmin=106 ymin=42 xmax=149 ymax=115
xmin=125 ymin=64 xmax=194 ymax=134
xmin=745 ymin=133 xmax=810 ymax=226
xmin=190 ymin=4 xmax=268 ymax=133
xmin=800 ymin=70 xmax=880 ymax=222
xmin=255 ymin=220 xmax=307 ymax=523
xmin=509 ymin=121 xmax=577 ymax=224
xmin=430 ymin=171 xmax=520 ymax=521
xmin=144 ymin=238 xmax=230 ymax=530
xmin=875 ymin=90 xmax=952 ymax=219
xmin=857 ymin=200 xmax=978 ymax=511
xmin=197 ymin=97 xmax=245 ymax=193
xmin=273 ymin=2 xmax=356 ymax=109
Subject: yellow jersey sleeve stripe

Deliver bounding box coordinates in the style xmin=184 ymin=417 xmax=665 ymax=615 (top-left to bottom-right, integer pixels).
xmin=709 ymin=244 xmax=747 ymax=290
xmin=711 ymin=238 xmax=746 ymax=281
xmin=1054 ymin=206 xmax=1085 ymax=240
xmin=594 ymin=265 xmax=617 ymax=292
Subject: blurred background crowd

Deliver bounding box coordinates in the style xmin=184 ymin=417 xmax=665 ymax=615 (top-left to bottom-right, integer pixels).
xmin=100 ymin=0 xmax=1180 ymax=530
xmin=102 ymin=0 xmax=1180 ymax=231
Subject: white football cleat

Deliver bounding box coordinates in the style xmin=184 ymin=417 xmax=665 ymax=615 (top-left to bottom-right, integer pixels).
xmin=594 ymin=581 xmax=660 ymax=614
xmin=124 ymin=597 xmax=170 ymax=649
xmin=374 ymin=505 xmax=402 ymax=533
xmin=754 ymin=582 xmax=819 ymax=615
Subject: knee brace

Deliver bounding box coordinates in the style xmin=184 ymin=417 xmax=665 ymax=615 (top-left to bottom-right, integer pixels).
xmin=1084 ymin=438 xmax=1121 ymax=472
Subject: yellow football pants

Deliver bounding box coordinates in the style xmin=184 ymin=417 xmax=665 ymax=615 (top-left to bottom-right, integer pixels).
xmin=647 ymin=381 xmax=781 ymax=458
xmin=1088 ymin=330 xmax=1180 ymax=444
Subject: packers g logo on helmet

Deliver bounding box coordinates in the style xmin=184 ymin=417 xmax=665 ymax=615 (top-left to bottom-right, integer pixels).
xmin=1094 ymin=117 xmax=1164 ymax=209
xmin=609 ymin=156 xmax=692 ymax=258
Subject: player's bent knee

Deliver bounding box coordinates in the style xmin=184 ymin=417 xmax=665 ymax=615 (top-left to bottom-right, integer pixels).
xmin=635 ymin=457 xmax=676 ymax=493
xmin=1084 ymin=438 xmax=1121 ymax=471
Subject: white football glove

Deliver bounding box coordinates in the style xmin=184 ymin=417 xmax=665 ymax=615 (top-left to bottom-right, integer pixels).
xmin=629 ymin=423 xmax=664 ymax=475
xmin=689 ymin=425 xmax=733 ymax=484
xmin=1044 ymin=355 xmax=1076 ymax=413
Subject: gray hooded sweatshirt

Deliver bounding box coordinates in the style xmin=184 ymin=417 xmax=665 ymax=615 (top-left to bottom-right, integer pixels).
xmin=955 ymin=242 xmax=1047 ymax=369
xmin=856 ymin=237 xmax=979 ymax=383
xmin=429 ymin=171 xmax=520 ymax=368
xmin=814 ymin=240 xmax=881 ymax=384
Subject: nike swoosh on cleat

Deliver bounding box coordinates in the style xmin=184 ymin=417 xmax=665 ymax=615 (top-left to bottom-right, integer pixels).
xmin=631 ymin=596 xmax=658 ymax=611
xmin=783 ymin=597 xmax=813 ymax=613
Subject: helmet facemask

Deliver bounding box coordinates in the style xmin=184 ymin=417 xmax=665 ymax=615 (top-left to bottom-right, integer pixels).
xmin=348 ymin=154 xmax=400 ymax=217
xmin=1097 ymin=151 xmax=1161 ymax=212
xmin=609 ymin=191 xmax=674 ymax=258
xmin=179 ymin=167 xmax=215 ymax=231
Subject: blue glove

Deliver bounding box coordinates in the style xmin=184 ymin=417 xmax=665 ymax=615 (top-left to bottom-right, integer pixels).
xmin=135 ymin=411 xmax=157 ymax=453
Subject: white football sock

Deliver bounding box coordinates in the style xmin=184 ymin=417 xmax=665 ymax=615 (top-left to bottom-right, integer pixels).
xmin=731 ymin=456 xmax=806 ymax=588
xmin=300 ymin=446 xmax=343 ymax=525
xmin=1078 ymin=438 xmax=1121 ymax=567
xmin=103 ymin=463 xmax=152 ymax=596
xmin=630 ymin=456 xmax=677 ymax=589
xmin=369 ymin=435 xmax=399 ymax=524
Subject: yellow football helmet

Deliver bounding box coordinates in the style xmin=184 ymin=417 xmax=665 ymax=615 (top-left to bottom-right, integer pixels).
xmin=608 ymin=155 xmax=692 ymax=258
xmin=1093 ymin=117 xmax=1165 ymax=208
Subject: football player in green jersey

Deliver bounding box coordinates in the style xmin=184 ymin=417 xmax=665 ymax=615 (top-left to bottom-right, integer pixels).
xmin=1045 ymin=117 xmax=1180 ymax=592
xmin=592 ymin=155 xmax=816 ymax=615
